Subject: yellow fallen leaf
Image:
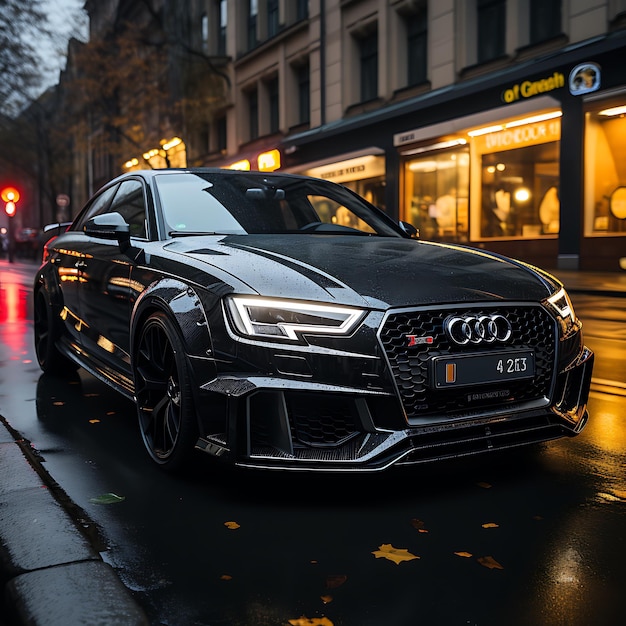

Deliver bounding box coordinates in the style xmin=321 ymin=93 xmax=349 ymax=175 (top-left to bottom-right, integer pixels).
xmin=224 ymin=521 xmax=240 ymax=529
xmin=482 ymin=522 xmax=499 ymax=528
xmin=106 ymin=411 xmax=116 ymax=415
xmin=89 ymin=419 xmax=100 ymax=424
xmin=320 ymin=595 xmax=333 ymax=604
xmin=477 ymin=556 xmax=504 ymax=570
xmin=372 ymin=544 xmax=420 ymax=564
xmin=477 ymin=481 xmax=492 ymax=489
xmin=613 ymin=490 xmax=626 ymax=501
xmin=288 ymin=618 xmax=334 ymax=626
xmin=454 ymin=551 xmax=473 ymax=558
xmin=220 ymin=574 xmax=232 ymax=581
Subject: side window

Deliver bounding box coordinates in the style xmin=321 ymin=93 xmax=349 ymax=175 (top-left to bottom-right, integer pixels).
xmin=72 ymin=184 xmax=119 ymax=231
xmin=110 ymin=180 xmax=148 ymax=239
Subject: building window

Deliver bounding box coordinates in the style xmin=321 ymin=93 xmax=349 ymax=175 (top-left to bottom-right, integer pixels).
xmin=406 ymin=8 xmax=427 ymax=86
xmin=477 ymin=0 xmax=505 ymax=63
xmin=216 ymin=115 xmax=227 ymax=152
xmin=248 ymin=0 xmax=258 ymax=50
xmin=268 ymin=0 xmax=279 ymax=37
xmin=296 ymin=62 xmax=310 ymax=125
xmin=297 ymin=0 xmax=308 ymax=21
xmin=268 ymin=76 xmax=279 ymax=134
xmin=584 ymin=100 xmax=626 ymax=236
xmin=530 ymin=0 xmax=562 ymax=44
xmin=359 ymin=30 xmax=378 ymax=102
xmin=201 ymin=13 xmax=208 ymax=54
xmin=218 ymin=0 xmax=227 ymax=55
xmin=248 ymin=88 xmax=258 ymax=140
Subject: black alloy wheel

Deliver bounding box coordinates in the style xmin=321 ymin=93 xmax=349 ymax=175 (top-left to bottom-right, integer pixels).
xmin=133 ymin=311 xmax=198 ymax=471
xmin=33 ymin=289 xmax=78 ymax=374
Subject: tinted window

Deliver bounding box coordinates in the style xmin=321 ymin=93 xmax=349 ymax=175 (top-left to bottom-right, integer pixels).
xmin=110 ymin=180 xmax=147 ymax=239
xmin=72 ymin=184 xmax=119 ymax=231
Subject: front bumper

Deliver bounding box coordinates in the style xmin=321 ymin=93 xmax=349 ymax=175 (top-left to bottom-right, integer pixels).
xmin=195 ymin=345 xmax=594 ymax=472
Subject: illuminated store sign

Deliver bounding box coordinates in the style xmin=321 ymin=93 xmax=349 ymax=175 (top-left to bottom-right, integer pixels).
xmin=473 ymin=118 xmax=561 ymax=153
xmin=501 ymin=72 xmax=565 ymax=104
xmin=305 ymin=155 xmax=385 ymax=183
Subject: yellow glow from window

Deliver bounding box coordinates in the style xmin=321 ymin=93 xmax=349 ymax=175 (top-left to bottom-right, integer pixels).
xmin=162 ymin=136 xmax=182 ymax=151
xmin=227 ymin=160 xmax=251 ymax=171
xmin=258 ymin=149 xmax=281 ymax=171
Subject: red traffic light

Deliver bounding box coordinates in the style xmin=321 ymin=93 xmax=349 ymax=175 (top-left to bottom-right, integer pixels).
xmin=1 ymin=187 xmax=20 ymax=203
xmin=2 ymin=187 xmax=20 ymax=217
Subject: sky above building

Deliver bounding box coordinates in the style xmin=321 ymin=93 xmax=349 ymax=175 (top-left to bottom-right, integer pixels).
xmin=39 ymin=0 xmax=88 ymax=90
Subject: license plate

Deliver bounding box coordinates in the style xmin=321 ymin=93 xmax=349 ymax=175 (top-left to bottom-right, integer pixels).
xmin=431 ymin=350 xmax=535 ymax=388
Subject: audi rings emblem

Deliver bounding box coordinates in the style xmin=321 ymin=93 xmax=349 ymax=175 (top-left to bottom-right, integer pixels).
xmin=444 ymin=314 xmax=513 ymax=345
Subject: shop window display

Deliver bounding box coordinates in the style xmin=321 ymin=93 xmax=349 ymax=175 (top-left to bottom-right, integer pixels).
xmin=584 ymin=103 xmax=626 ymax=236
xmin=405 ymin=148 xmax=470 ymax=241
xmin=479 ymin=141 xmax=560 ymax=239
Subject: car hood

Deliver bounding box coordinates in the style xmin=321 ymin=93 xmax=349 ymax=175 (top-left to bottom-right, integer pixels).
xmin=170 ymin=235 xmax=558 ymax=308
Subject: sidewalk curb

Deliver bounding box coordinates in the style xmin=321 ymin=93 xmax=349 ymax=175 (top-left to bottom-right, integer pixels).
xmin=0 ymin=419 xmax=149 ymax=626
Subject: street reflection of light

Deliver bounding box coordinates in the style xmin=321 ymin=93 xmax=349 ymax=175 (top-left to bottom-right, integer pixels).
xmin=108 ymin=276 xmax=146 ymax=293
xmin=551 ymin=546 xmax=581 ymax=584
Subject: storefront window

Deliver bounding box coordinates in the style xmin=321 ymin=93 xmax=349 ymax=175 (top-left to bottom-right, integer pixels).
xmin=471 ymin=113 xmax=561 ymax=240
xmin=403 ymin=146 xmax=470 ymax=241
xmin=303 ymin=154 xmax=386 ymax=211
xmin=584 ymin=101 xmax=626 ymax=236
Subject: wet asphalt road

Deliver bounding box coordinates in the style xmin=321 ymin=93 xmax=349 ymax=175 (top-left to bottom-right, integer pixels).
xmin=0 ymin=259 xmax=624 ymax=626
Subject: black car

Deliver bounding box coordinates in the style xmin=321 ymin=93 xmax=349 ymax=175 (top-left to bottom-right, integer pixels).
xmin=33 ymin=168 xmax=594 ymax=472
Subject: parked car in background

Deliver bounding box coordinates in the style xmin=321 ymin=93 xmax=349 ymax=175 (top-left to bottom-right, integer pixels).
xmin=15 ymin=227 xmax=40 ymax=259
xmin=33 ymin=168 xmax=594 ymax=472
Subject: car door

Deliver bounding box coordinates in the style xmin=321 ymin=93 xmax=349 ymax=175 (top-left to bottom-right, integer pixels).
xmin=78 ymin=179 xmax=149 ymax=377
xmin=54 ymin=184 xmax=119 ymax=347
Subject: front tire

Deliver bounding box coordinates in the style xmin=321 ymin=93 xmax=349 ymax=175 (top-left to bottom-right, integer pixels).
xmin=133 ymin=311 xmax=198 ymax=471
xmin=33 ymin=289 xmax=79 ymax=374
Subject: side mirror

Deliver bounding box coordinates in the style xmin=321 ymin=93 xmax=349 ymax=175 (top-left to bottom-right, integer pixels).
xmin=84 ymin=212 xmax=131 ymax=253
xmin=399 ymin=221 xmax=419 ymax=239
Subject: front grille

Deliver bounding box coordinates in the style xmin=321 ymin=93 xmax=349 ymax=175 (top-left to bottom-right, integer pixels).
xmin=379 ymin=305 xmax=556 ymax=420
xmin=285 ymin=392 xmax=361 ymax=447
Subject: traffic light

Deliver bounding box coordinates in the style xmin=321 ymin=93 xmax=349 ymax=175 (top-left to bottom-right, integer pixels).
xmin=1 ymin=187 xmax=20 ymax=217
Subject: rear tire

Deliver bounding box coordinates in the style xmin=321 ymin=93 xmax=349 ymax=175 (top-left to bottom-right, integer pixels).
xmin=33 ymin=289 xmax=79 ymax=374
xmin=133 ymin=311 xmax=199 ymax=472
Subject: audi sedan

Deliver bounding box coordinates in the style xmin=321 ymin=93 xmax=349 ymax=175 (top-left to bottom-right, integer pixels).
xmin=33 ymin=168 xmax=594 ymax=472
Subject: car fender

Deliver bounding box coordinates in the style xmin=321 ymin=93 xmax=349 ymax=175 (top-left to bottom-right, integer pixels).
xmin=33 ymin=264 xmax=64 ymax=314
xmin=130 ymin=278 xmax=217 ymax=387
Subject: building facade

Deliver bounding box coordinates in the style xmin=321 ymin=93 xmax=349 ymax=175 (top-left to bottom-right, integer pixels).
xmin=77 ymin=0 xmax=626 ymax=271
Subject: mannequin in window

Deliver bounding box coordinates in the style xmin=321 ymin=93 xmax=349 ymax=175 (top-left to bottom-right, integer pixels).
xmin=483 ymin=186 xmax=512 ymax=236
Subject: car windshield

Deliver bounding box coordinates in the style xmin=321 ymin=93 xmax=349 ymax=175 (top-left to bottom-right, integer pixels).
xmin=154 ymin=171 xmax=402 ymax=237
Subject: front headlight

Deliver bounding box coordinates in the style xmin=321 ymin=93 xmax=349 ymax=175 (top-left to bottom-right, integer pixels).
xmin=546 ymin=287 xmax=576 ymax=322
xmin=226 ymin=296 xmax=365 ymax=341
xmin=545 ymin=287 xmax=581 ymax=337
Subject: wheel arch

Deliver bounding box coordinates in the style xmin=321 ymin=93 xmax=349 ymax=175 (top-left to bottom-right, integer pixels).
xmin=130 ymin=278 xmax=218 ymax=396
